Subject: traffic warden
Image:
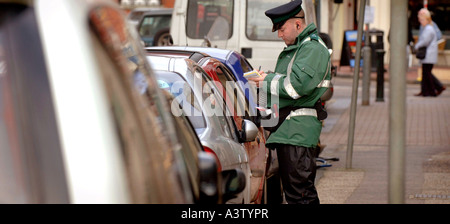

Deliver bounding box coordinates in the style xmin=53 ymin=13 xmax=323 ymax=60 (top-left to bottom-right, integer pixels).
xmin=247 ymin=0 xmax=331 ymax=204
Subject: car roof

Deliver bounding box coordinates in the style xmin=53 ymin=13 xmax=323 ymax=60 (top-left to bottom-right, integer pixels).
xmin=141 ymin=8 xmax=173 ymax=16
xmin=146 ymin=54 xmax=199 ymax=84
xmin=145 ymin=46 xmax=235 ymax=61
xmin=145 ymin=46 xmax=253 ymax=80
xmin=145 ymin=47 xmax=212 ymax=63
xmin=183 ymin=47 xmax=236 ymax=61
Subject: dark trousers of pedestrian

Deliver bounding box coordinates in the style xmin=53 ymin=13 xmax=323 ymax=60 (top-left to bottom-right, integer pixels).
xmin=421 ymin=63 xmax=438 ymax=96
xmin=276 ymin=144 xmax=320 ymax=204
xmin=431 ymin=73 xmax=444 ymax=91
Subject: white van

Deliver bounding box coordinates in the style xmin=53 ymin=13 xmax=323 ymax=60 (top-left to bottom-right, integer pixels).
xmin=170 ymin=0 xmax=318 ymax=72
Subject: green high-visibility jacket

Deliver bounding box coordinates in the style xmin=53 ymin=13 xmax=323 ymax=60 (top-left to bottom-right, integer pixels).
xmin=263 ymin=23 xmax=331 ymax=149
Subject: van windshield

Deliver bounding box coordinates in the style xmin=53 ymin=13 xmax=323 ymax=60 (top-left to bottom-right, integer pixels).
xmin=186 ymin=0 xmax=233 ymax=40
xmin=246 ymin=0 xmax=291 ymax=41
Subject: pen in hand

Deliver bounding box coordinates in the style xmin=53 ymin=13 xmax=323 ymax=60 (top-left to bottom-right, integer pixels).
xmin=247 ymin=66 xmax=266 ymax=88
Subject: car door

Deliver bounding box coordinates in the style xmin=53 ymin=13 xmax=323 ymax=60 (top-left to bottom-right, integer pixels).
xmin=198 ymin=68 xmax=252 ymax=203
xmin=211 ymin=63 xmax=267 ymax=203
xmin=196 ymin=67 xmax=248 ymax=168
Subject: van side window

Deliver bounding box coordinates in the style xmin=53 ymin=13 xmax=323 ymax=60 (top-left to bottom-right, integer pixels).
xmin=186 ymin=0 xmax=233 ymax=39
xmin=246 ymin=0 xmax=285 ymax=41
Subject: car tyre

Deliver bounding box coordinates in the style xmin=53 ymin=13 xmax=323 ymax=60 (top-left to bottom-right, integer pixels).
xmin=153 ymin=28 xmax=173 ymax=46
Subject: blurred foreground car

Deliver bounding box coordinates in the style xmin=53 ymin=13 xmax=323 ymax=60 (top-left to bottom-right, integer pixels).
xmin=0 ymin=0 xmax=230 ymax=204
xmin=146 ymin=47 xmax=269 ymax=203
xmin=147 ymin=55 xmax=258 ymax=204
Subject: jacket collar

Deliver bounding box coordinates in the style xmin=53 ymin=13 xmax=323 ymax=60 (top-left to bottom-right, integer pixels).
xmin=285 ymin=23 xmax=318 ymax=50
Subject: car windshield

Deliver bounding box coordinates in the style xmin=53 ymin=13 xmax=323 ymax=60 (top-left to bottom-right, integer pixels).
xmin=139 ymin=15 xmax=171 ymax=37
xmin=155 ymin=71 xmax=207 ymax=134
xmin=128 ymin=10 xmax=145 ymax=21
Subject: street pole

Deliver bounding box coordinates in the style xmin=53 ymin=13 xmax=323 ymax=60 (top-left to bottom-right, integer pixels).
xmin=389 ymin=0 xmax=407 ymax=204
xmin=362 ymin=38 xmax=371 ymax=105
xmin=376 ymin=49 xmax=385 ymax=102
xmin=346 ymin=0 xmax=366 ymax=169
xmin=362 ymin=1 xmax=371 ymax=106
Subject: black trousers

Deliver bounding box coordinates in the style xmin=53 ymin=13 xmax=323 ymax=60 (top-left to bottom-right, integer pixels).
xmin=276 ymin=144 xmax=320 ymax=204
xmin=421 ymin=63 xmax=442 ymax=96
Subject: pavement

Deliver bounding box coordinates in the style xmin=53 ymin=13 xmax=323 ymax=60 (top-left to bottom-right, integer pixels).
xmin=314 ymin=63 xmax=450 ymax=204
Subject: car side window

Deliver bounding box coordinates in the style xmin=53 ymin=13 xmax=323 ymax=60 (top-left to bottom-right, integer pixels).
xmin=163 ymin=90 xmax=202 ymax=199
xmin=156 ymin=72 xmax=207 ymax=131
xmin=240 ymin=56 xmax=253 ymax=73
xmin=197 ymin=68 xmax=238 ymax=142
xmin=215 ymin=65 xmax=249 ymax=119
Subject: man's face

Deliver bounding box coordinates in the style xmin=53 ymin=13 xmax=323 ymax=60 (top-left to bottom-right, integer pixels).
xmin=277 ymin=19 xmax=302 ymax=45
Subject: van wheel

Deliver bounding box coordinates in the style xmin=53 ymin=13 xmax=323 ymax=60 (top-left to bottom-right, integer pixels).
xmin=153 ymin=28 xmax=173 ymax=46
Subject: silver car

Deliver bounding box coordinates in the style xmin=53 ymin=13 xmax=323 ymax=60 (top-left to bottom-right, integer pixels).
xmin=145 ymin=47 xmax=271 ymax=204
xmin=147 ymin=55 xmax=259 ymax=204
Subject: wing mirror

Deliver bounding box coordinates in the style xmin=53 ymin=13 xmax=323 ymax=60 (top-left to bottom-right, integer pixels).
xmin=221 ymin=169 xmax=246 ymax=203
xmin=198 ymin=151 xmax=220 ymax=204
xmin=198 ymin=152 xmax=247 ymax=204
xmin=239 ymin=119 xmax=258 ymax=143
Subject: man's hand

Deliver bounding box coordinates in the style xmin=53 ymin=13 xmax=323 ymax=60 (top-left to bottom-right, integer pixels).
xmin=246 ymin=69 xmax=267 ymax=87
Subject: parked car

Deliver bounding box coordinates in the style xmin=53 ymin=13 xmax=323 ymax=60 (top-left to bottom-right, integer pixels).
xmin=147 ymin=55 xmax=259 ymax=204
xmin=0 ymin=0 xmax=230 ymax=204
xmin=136 ymin=8 xmax=173 ymax=46
xmin=126 ymin=7 xmax=154 ymax=28
xmin=147 ymin=46 xmax=259 ymax=115
xmin=146 ymin=47 xmax=269 ymax=203
xmin=162 ymin=90 xmax=245 ymax=204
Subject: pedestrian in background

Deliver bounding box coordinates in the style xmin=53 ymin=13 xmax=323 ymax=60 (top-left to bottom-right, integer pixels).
xmin=414 ymin=8 xmax=445 ymax=97
xmin=419 ymin=9 xmax=442 ymax=41
xmin=247 ymin=0 xmax=331 ymax=204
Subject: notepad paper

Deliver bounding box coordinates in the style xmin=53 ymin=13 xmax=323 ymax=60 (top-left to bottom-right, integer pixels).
xmin=243 ymin=70 xmax=262 ymax=79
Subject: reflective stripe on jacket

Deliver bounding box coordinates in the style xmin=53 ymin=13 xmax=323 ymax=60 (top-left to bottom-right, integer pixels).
xmin=263 ymin=23 xmax=331 ymax=148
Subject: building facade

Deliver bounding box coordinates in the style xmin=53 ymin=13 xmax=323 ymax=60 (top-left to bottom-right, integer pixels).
xmin=318 ymin=0 xmax=449 ymax=66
